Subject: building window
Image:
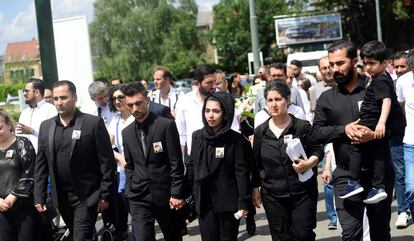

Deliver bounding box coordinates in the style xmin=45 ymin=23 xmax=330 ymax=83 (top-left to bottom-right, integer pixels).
xmin=7 ymin=55 xmax=13 ymax=62
xmin=21 ymin=53 xmax=27 ymax=60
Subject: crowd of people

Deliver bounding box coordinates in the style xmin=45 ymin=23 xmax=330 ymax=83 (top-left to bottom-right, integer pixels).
xmin=0 ymin=39 xmax=413 ymax=241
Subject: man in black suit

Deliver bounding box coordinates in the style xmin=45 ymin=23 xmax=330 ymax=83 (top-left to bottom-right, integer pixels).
xmin=149 ymin=101 xmax=174 ymax=120
xmin=34 ymin=80 xmax=116 ymax=241
xmin=122 ymin=82 xmax=185 ymax=241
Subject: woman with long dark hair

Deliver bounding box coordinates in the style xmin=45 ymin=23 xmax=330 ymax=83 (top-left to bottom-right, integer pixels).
xmin=187 ymin=92 xmax=251 ymax=241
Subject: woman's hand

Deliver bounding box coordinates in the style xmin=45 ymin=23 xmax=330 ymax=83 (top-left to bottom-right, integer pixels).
xmin=4 ymin=194 xmax=17 ymax=209
xmin=322 ymin=169 xmax=331 ymax=184
xmin=292 ymin=156 xmax=318 ymax=174
xmin=252 ymin=187 xmax=261 ymax=208
xmin=0 ymin=198 xmax=10 ymax=212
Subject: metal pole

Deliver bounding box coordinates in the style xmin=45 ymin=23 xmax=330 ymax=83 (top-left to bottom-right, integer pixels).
xmin=249 ymin=0 xmax=260 ymax=74
xmin=34 ymin=0 xmax=59 ymax=88
xmin=375 ymin=0 xmax=383 ymax=41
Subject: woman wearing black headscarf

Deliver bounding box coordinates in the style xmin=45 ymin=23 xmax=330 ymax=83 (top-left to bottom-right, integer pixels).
xmin=187 ymin=92 xmax=251 ymax=241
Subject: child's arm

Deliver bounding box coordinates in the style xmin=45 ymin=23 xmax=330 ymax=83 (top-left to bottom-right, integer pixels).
xmin=375 ymin=97 xmax=391 ymax=139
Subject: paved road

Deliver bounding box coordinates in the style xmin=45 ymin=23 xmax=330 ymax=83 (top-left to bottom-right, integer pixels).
xmin=152 ymin=174 xmax=414 ymax=241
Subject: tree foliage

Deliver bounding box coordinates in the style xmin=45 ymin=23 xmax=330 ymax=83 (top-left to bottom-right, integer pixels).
xmin=313 ymin=0 xmax=414 ymax=50
xmin=211 ymin=0 xmax=309 ymax=73
xmin=90 ymin=0 xmax=205 ymax=81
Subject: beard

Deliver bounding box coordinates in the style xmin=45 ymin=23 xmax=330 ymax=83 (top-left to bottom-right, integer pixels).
xmin=333 ymin=68 xmax=354 ymax=86
xmin=199 ymin=86 xmax=214 ymax=97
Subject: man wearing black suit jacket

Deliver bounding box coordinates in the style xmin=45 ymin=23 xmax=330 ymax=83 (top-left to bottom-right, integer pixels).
xmin=149 ymin=101 xmax=174 ymax=120
xmin=123 ymin=82 xmax=185 ymax=241
xmin=34 ymin=80 xmax=116 ymax=241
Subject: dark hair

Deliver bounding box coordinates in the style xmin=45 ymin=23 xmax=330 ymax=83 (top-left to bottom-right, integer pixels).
xmin=112 ymin=77 xmax=123 ymax=84
xmin=360 ymin=40 xmax=388 ymax=62
xmin=392 ymin=51 xmax=409 ymax=61
xmin=108 ymin=84 xmax=125 ymax=112
xmin=328 ymin=40 xmax=357 ymax=60
xmin=300 ymin=78 xmax=312 ymax=92
xmin=269 ymin=62 xmax=287 ymax=74
xmin=264 ymin=81 xmax=291 ymax=100
xmin=27 ymin=78 xmax=45 ymax=96
xmin=290 ymin=59 xmax=302 ymax=68
xmin=123 ymin=81 xmax=148 ymax=97
xmin=141 ymin=79 xmax=149 ymax=84
xmin=194 ymin=64 xmax=216 ymax=83
xmin=53 ymin=80 xmax=77 ymax=94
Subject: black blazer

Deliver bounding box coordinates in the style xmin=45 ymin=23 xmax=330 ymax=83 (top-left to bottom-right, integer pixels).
xmin=122 ymin=112 xmax=184 ymax=206
xmin=34 ymin=111 xmax=116 ymax=208
xmin=149 ymin=102 xmax=174 ymax=120
xmin=187 ymin=129 xmax=251 ymax=214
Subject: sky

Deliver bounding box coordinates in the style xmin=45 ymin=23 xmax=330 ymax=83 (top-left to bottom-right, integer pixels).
xmin=0 ymin=0 xmax=219 ymax=55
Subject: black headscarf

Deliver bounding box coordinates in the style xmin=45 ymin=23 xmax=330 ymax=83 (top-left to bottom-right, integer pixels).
xmin=195 ymin=92 xmax=235 ymax=181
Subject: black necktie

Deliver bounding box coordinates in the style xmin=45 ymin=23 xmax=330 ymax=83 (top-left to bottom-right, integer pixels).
xmin=139 ymin=129 xmax=147 ymax=159
xmin=97 ymin=107 xmax=102 ymax=117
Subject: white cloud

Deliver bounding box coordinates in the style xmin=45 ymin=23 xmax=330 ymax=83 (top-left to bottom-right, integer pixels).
xmin=51 ymin=0 xmax=95 ymax=22
xmin=196 ymin=0 xmax=219 ymax=11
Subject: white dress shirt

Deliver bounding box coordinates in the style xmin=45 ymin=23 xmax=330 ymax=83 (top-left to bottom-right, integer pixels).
xmin=396 ymin=71 xmax=414 ymax=144
xmin=175 ymin=89 xmax=240 ymax=155
xmin=80 ymin=102 xmax=115 ymax=129
xmin=108 ymin=113 xmax=135 ymax=171
xmin=18 ymin=99 xmax=57 ymax=152
xmin=148 ymin=86 xmax=183 ymax=110
xmin=254 ymin=105 xmax=306 ymax=129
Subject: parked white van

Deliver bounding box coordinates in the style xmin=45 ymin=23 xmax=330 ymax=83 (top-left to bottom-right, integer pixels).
xmin=286 ymin=50 xmax=328 ymax=74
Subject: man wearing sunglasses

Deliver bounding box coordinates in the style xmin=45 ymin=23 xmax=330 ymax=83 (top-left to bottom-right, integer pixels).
xmin=18 ymin=78 xmax=57 ymax=152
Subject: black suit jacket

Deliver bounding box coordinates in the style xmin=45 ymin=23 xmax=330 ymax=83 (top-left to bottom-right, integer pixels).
xmin=122 ymin=112 xmax=184 ymax=206
xmin=34 ymin=110 xmax=116 ymax=208
xmin=149 ymin=101 xmax=174 ymax=120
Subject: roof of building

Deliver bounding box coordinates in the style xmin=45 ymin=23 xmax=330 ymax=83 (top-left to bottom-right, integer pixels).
xmin=3 ymin=40 xmax=40 ymax=63
xmin=196 ymin=10 xmax=213 ymax=28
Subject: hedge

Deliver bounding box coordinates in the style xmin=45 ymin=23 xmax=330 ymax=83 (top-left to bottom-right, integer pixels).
xmin=0 ymin=83 xmax=26 ymax=102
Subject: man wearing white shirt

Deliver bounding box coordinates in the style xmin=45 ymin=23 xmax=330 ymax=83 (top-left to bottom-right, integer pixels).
xmin=396 ymin=51 xmax=414 ymax=224
xmin=148 ymin=66 xmax=183 ymax=117
xmin=175 ymin=64 xmax=239 ymax=157
xmin=81 ymin=81 xmax=115 ymax=128
xmin=17 ymin=78 xmax=57 ymax=152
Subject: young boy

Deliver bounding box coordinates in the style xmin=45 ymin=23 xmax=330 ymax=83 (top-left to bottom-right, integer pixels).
xmin=339 ymin=40 xmax=406 ymax=204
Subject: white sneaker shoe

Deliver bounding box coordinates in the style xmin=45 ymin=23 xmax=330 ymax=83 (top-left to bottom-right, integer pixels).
xmin=395 ymin=211 xmax=411 ymax=229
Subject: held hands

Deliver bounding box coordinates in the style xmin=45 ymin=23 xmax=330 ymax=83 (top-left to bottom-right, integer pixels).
xmin=252 ymin=188 xmax=261 ymax=209
xmin=374 ymin=122 xmax=386 ymax=139
xmin=169 ymin=197 xmax=184 ymax=210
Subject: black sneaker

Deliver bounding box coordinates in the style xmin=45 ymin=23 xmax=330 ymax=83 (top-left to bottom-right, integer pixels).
xmin=246 ymin=216 xmax=256 ymax=235
xmin=363 ymin=188 xmax=387 ymax=204
xmin=328 ymin=221 xmax=337 ymax=230
xmin=339 ymin=179 xmax=364 ymax=199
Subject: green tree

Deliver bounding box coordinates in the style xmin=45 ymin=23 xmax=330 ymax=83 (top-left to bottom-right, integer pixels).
xmin=313 ymin=0 xmax=414 ymax=50
xmin=90 ymin=0 xmax=205 ymax=81
xmin=211 ymin=0 xmax=309 ymax=73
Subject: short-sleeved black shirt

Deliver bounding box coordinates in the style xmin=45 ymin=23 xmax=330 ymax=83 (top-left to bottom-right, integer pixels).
xmin=359 ymin=72 xmax=406 ymax=137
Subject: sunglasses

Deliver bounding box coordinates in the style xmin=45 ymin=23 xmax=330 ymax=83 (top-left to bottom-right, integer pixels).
xmin=111 ymin=95 xmax=125 ymax=102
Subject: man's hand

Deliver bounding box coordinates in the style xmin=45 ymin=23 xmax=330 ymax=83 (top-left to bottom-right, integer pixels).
xmin=35 ymin=204 xmax=47 ymax=213
xmin=322 ymin=169 xmax=331 ymax=184
xmin=16 ymin=123 xmax=33 ymax=135
xmin=252 ymin=188 xmax=261 ymax=208
xmin=97 ymin=199 xmax=109 ymax=212
xmin=345 ymin=119 xmax=363 ymax=141
xmin=352 ymin=125 xmax=375 ymax=144
xmin=0 ymin=198 xmax=11 ymax=212
xmin=4 ymin=194 xmax=17 ymax=209
xmin=169 ymin=197 xmax=184 ymax=210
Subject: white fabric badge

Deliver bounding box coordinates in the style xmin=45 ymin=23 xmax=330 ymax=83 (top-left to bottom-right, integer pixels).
xmin=72 ymin=130 xmax=81 ymax=140
xmin=215 ymin=147 xmax=224 ymax=158
xmin=284 ymin=134 xmax=293 ymax=144
xmin=6 ymin=150 xmax=14 ymax=159
xmin=358 ymin=101 xmax=363 ymax=112
xmin=153 ymin=142 xmax=163 ymax=153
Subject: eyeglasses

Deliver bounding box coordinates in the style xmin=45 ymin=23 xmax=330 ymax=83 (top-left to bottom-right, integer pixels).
xmin=111 ymin=95 xmax=125 ymax=102
xmin=23 ymin=89 xmax=35 ymax=93
xmin=270 ymin=74 xmax=285 ymax=78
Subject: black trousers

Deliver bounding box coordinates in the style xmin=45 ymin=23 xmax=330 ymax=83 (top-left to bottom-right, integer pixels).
xmin=129 ymin=194 xmax=182 ymax=241
xmin=261 ymin=188 xmax=317 ymax=241
xmin=198 ymin=210 xmax=240 ymax=241
xmin=58 ymin=190 xmax=98 ymax=241
xmin=349 ymin=139 xmax=387 ymax=188
xmin=333 ymin=165 xmax=394 ymax=241
xmin=0 ymin=204 xmax=40 ymax=241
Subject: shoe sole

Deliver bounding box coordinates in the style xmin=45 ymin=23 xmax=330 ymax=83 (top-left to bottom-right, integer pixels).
xmin=339 ymin=187 xmax=364 ymax=199
xmin=396 ymin=223 xmax=409 ymax=229
xmin=363 ymin=192 xmax=388 ymax=204
xmin=328 ymin=226 xmax=337 ymax=230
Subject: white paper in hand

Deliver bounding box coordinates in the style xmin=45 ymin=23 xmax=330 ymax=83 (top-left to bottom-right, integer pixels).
xmin=285 ymin=138 xmax=313 ymax=182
